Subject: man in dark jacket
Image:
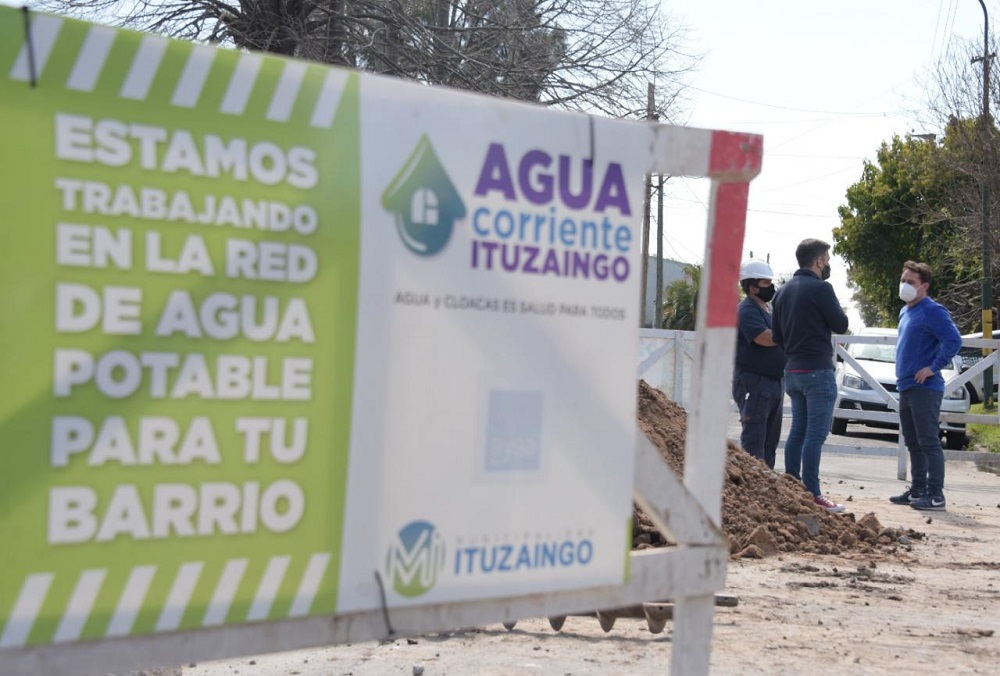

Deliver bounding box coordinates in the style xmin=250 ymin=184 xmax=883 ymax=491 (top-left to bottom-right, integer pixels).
xmin=772 ymin=239 xmax=850 ymax=512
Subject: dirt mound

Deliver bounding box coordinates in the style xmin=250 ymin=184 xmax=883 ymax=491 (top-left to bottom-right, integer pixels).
xmin=634 ymin=380 xmax=922 ymax=558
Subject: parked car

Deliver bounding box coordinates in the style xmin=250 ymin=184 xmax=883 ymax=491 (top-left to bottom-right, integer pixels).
xmin=958 ymin=330 xmax=1000 ymax=404
xmin=832 ymin=327 xmax=969 ymax=449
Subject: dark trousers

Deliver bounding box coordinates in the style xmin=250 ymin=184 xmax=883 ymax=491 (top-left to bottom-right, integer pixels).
xmin=898 ymin=387 xmax=946 ymax=496
xmin=732 ymin=370 xmax=784 ymax=469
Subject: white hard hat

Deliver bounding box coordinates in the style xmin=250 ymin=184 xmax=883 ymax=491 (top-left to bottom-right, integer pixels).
xmin=739 ymin=259 xmax=774 ymax=281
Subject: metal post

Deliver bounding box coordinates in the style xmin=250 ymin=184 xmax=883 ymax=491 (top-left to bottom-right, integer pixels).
xmin=654 ymin=174 xmax=665 ymax=328
xmin=640 ymin=83 xmax=654 ymax=327
xmin=975 ymin=0 xmax=995 ymax=407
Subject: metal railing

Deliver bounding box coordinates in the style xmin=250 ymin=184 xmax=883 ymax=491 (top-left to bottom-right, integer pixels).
xmin=833 ymin=333 xmax=1000 ymax=478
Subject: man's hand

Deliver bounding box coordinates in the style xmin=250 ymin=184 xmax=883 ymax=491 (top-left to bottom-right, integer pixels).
xmin=914 ymin=366 xmax=935 ymax=384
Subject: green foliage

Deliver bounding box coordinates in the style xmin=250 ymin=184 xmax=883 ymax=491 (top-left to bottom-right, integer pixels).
xmin=834 ymin=130 xmax=983 ymax=331
xmin=660 ymin=263 xmax=700 ymax=331
xmin=967 ymin=404 xmax=1000 ymax=452
xmin=847 ymin=282 xmax=888 ymax=328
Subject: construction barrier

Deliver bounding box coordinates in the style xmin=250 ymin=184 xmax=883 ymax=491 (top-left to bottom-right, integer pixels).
xmin=0 ymin=7 xmax=761 ymax=674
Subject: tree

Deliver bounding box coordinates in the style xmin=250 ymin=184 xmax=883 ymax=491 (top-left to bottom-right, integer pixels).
xmin=846 ymin=281 xmax=887 ymax=329
xmin=834 ymin=32 xmax=1000 ymax=334
xmin=908 ymin=37 xmax=1000 ymax=328
xmin=660 ymin=263 xmax=699 ymax=331
xmin=834 ymin=131 xmax=982 ymax=331
xmin=38 ymin=0 xmax=697 ymax=119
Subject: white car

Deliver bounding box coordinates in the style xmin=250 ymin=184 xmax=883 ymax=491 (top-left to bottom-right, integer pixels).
xmin=958 ymin=330 xmax=1000 ymax=404
xmin=832 ymin=328 xmax=969 ymax=449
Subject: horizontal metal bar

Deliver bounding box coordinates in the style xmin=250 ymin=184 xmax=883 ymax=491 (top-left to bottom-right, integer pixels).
xmin=0 ymin=545 xmax=727 ymax=676
xmin=835 ymin=409 xmax=999 ymax=425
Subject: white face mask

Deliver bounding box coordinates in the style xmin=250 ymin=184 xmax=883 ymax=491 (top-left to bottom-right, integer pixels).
xmin=899 ymin=282 xmax=919 ymax=303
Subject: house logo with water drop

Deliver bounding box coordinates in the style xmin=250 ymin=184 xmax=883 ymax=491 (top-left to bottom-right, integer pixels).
xmin=382 ymin=136 xmax=467 ymax=256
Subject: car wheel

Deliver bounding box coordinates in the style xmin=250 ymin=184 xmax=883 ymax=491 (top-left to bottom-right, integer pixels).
xmin=945 ymin=431 xmax=967 ymax=450
xmin=831 ymin=418 xmax=848 ymax=435
xmin=966 ymin=382 xmax=980 ymax=405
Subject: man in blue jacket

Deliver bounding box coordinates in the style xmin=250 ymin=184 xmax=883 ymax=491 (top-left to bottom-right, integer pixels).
xmin=772 ymin=239 xmax=850 ymax=512
xmin=891 ymin=260 xmax=962 ymax=511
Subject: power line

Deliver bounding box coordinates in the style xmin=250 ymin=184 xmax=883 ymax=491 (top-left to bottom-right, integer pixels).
xmin=768 ymin=152 xmax=868 ymax=160
xmin=755 ymin=161 xmax=863 ymax=193
xmin=688 ymin=85 xmax=899 ymax=116
xmin=665 ymin=194 xmax=837 ymax=219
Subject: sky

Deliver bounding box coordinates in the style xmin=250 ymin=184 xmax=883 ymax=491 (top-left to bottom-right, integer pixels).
xmin=661 ymin=0 xmax=998 ymax=327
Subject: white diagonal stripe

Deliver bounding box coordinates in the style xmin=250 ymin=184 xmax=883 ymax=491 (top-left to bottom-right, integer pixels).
xmin=10 ymin=14 xmax=63 ymax=82
xmin=289 ymin=552 xmax=331 ymax=617
xmin=66 ymin=25 xmax=116 ymax=91
xmin=53 ymin=569 xmax=106 ymax=643
xmin=310 ymin=69 xmax=349 ymax=128
xmin=0 ymin=573 xmax=54 ymax=648
xmin=202 ymin=559 xmax=248 ymax=626
xmin=220 ymin=53 xmax=263 ymax=115
xmin=171 ymin=44 xmax=216 ymax=108
xmin=121 ymin=35 xmax=168 ymax=100
xmin=247 ymin=556 xmax=291 ymax=621
xmin=106 ymin=565 xmax=156 ymax=637
xmin=156 ymin=561 xmax=203 ymax=631
xmin=267 ymin=61 xmax=308 ymax=122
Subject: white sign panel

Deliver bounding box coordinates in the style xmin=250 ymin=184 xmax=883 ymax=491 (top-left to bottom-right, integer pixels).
xmin=337 ymin=83 xmax=647 ymax=609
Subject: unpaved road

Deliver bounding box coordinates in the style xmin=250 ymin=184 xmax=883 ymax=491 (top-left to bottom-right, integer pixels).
xmin=178 ymin=452 xmax=1000 ymax=676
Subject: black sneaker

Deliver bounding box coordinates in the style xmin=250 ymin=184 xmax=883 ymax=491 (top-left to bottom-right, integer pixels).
xmin=911 ymin=494 xmax=946 ymax=511
xmin=889 ymin=487 xmax=922 ymax=505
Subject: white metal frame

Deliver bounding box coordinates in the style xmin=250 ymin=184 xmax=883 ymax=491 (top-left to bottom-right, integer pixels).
xmin=4 ymin=129 xmax=759 ymax=676
xmin=2 ymin=125 xmax=761 ymax=676
xmin=833 ymin=334 xmax=1000 ymax=479
xmin=638 ymin=328 xmax=698 ymax=404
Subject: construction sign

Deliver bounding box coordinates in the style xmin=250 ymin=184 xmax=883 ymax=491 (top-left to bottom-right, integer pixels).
xmin=0 ymin=7 xmax=646 ymax=650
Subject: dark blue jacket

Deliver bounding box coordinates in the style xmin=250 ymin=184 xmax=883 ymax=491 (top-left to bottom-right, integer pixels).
xmin=772 ymin=269 xmax=849 ymax=371
xmin=735 ymin=297 xmax=786 ymax=379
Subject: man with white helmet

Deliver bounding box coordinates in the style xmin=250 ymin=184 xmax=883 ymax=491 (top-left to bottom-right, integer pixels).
xmin=733 ymin=258 xmax=786 ymax=469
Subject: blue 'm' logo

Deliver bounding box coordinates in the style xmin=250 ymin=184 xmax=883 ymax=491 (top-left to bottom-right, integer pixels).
xmin=382 ymin=135 xmax=466 ymax=256
xmin=386 ymin=520 xmax=446 ymax=597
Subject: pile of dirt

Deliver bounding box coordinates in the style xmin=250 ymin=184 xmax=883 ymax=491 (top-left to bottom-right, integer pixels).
xmin=633 ymin=380 xmax=922 ymax=558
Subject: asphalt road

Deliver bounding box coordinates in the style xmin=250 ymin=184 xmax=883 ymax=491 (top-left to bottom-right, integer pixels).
xmin=727 ymin=405 xmax=901 ymax=454
xmin=726 ymin=400 xmax=1000 ymax=463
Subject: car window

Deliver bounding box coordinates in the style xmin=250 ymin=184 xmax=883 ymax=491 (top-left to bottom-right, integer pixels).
xmin=851 ymin=343 xmax=896 ymax=362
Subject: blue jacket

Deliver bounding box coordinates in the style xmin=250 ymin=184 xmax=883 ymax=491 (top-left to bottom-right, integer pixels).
xmin=772 ymin=269 xmax=849 ymax=370
xmin=896 ymin=297 xmax=962 ymax=392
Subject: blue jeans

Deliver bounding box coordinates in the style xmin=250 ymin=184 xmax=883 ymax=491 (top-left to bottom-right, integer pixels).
xmin=732 ymin=371 xmax=784 ymax=469
xmin=784 ymin=369 xmax=837 ymax=497
xmin=898 ymin=387 xmax=945 ymax=497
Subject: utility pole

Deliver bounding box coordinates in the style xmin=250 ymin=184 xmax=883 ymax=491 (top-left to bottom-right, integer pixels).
xmin=640 ymin=83 xmax=654 ymax=327
xmin=654 ymin=174 xmax=665 ymax=328
xmin=973 ymin=0 xmax=995 ymax=407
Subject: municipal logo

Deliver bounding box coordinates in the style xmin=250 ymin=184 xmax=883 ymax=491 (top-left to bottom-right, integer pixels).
xmin=381 ymin=135 xmax=466 ymax=256
xmin=386 ymin=520 xmax=446 ymax=597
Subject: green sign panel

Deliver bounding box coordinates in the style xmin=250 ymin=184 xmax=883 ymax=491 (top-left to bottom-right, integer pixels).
xmin=0 ymin=7 xmax=360 ymax=646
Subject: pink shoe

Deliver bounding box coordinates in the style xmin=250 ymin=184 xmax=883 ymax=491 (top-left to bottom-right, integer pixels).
xmin=814 ymin=495 xmax=846 ymax=513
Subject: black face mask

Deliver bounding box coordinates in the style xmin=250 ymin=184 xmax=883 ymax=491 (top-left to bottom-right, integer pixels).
xmin=755 ymin=284 xmax=776 ymax=302
xmin=821 ymin=264 xmax=831 ymax=280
